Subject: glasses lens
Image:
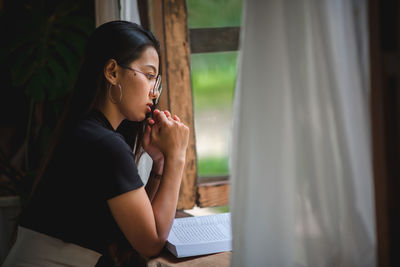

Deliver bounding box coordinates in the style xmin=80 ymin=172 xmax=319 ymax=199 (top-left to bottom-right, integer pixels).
xmin=153 ymin=76 xmax=162 ymax=94
xmin=153 ymin=76 xmax=162 ymax=104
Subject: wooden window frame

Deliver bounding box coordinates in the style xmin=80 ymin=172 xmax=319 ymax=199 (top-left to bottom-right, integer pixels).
xmin=141 ymin=0 xmax=239 ymax=209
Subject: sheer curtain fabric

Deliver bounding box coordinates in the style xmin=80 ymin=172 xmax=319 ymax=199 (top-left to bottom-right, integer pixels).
xmin=95 ymin=0 xmax=140 ymax=27
xmin=230 ymin=0 xmax=375 ymax=266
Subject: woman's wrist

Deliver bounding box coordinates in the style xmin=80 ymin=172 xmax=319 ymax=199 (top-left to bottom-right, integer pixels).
xmin=165 ymin=152 xmax=186 ymax=165
xmin=164 ymin=154 xmax=186 ymax=170
xmin=149 ymin=170 xmax=163 ymax=180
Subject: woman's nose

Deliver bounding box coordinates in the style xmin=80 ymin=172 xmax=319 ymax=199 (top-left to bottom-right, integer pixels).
xmin=149 ymin=90 xmax=159 ymax=100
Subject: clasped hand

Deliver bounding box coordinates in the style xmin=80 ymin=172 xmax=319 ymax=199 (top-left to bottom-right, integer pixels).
xmin=142 ymin=109 xmax=189 ymax=164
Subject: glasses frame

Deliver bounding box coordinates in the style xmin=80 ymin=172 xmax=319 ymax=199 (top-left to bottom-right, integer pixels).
xmin=117 ymin=63 xmax=162 ymax=99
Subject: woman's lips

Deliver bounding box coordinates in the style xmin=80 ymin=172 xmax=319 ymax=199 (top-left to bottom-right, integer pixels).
xmin=146 ymin=105 xmax=152 ymax=113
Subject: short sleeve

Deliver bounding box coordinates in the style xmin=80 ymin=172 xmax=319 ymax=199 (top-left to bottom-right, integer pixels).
xmin=96 ymin=133 xmax=144 ymax=200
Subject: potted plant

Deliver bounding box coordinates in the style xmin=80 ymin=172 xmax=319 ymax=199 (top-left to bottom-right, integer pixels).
xmin=0 ymin=0 xmax=94 ymax=262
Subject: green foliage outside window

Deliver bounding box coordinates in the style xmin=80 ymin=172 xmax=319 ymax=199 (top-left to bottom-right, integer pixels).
xmin=187 ymin=0 xmax=242 ymax=177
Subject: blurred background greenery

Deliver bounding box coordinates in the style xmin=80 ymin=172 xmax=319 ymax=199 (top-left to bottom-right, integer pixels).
xmin=187 ymin=0 xmax=243 ymax=177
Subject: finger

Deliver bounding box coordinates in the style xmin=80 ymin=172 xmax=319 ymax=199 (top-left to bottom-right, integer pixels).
xmin=164 ymin=111 xmax=173 ymax=122
xmin=147 ymin=117 xmax=155 ymax=126
xmin=153 ymin=109 xmax=163 ymax=124
xmin=163 ymin=110 xmax=172 ymax=118
xmin=173 ymin=115 xmax=181 ymax=122
xmin=143 ymin=125 xmax=151 ymax=145
xmin=150 ymin=122 xmax=160 ymax=138
xmin=147 ymin=124 xmax=153 ymax=133
xmin=156 ymin=110 xmax=172 ymax=125
xmin=153 ymin=109 xmax=161 ymax=119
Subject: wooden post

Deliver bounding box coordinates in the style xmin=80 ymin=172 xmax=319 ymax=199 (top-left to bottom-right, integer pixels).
xmin=369 ymin=0 xmax=389 ymax=265
xmin=369 ymin=0 xmax=400 ymax=266
xmin=150 ymin=0 xmax=197 ymax=210
xmin=137 ymin=0 xmax=150 ymax=30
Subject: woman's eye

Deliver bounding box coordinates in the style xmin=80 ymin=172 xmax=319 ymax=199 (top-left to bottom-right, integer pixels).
xmin=146 ymin=74 xmax=156 ymax=80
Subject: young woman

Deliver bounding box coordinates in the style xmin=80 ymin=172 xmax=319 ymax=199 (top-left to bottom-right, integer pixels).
xmin=3 ymin=21 xmax=189 ymax=266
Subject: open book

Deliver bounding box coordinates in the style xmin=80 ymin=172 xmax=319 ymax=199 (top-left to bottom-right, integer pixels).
xmin=166 ymin=213 xmax=232 ymax=258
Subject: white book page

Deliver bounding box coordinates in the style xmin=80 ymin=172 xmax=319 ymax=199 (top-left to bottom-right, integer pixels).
xmin=167 ymin=213 xmax=231 ymax=245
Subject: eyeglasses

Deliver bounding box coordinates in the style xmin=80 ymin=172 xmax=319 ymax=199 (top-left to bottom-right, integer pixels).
xmin=118 ymin=63 xmax=162 ymax=103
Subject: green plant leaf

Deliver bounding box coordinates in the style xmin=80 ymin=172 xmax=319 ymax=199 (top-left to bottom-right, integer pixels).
xmin=25 ymin=71 xmax=46 ymax=101
xmin=47 ymin=58 xmax=71 ymax=100
xmin=53 ymin=0 xmax=81 ymax=19
xmin=59 ymin=15 xmax=94 ymax=37
xmin=58 ymin=29 xmax=87 ymax=56
xmin=11 ymin=50 xmax=38 ymax=87
xmin=52 ymin=42 xmax=80 ymax=74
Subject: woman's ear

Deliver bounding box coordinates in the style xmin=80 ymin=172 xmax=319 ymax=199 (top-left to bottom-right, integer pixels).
xmin=104 ymin=59 xmax=119 ymax=85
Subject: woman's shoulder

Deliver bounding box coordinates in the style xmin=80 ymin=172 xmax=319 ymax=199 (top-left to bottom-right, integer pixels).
xmin=74 ymin=117 xmax=130 ymax=154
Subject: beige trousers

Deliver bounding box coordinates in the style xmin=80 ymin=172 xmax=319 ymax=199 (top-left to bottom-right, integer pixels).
xmin=2 ymin=226 xmax=101 ymax=267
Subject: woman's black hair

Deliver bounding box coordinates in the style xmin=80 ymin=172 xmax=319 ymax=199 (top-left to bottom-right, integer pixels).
xmin=69 ymin=20 xmax=161 ymax=124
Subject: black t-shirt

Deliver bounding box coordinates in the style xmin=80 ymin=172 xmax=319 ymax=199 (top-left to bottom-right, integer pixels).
xmin=20 ymin=110 xmax=144 ymax=256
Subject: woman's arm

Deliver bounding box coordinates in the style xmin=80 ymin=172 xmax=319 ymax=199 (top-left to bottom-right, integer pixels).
xmin=143 ymin=112 xmax=166 ymax=203
xmin=145 ymin=160 xmax=163 ymax=202
xmin=107 ymin=110 xmax=189 ymax=258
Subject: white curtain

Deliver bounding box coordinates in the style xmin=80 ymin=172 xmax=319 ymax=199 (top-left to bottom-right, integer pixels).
xmin=94 ymin=0 xmax=119 ymax=27
xmin=230 ymin=0 xmax=375 ymax=266
xmin=95 ymin=0 xmax=141 ymax=28
xmin=120 ymin=0 xmax=141 ymax=25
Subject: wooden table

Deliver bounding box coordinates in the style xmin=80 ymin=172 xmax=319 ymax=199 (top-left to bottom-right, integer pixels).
xmin=147 ymin=250 xmax=231 ymax=267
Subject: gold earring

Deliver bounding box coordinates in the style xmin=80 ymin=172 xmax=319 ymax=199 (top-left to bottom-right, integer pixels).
xmin=108 ymin=83 xmax=122 ymax=104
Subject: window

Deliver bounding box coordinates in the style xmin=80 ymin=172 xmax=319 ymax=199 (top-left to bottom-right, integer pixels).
xmin=147 ymin=0 xmax=242 ymax=209
xmin=187 ymin=0 xmax=242 ymax=179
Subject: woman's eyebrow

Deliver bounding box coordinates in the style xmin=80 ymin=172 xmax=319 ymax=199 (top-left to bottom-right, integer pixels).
xmin=144 ymin=64 xmax=157 ymax=73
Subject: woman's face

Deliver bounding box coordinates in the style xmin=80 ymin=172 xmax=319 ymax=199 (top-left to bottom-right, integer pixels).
xmin=117 ymin=46 xmax=160 ymax=121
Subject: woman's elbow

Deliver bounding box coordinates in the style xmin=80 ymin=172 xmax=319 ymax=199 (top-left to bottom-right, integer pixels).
xmin=138 ymin=238 xmax=166 ymax=258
